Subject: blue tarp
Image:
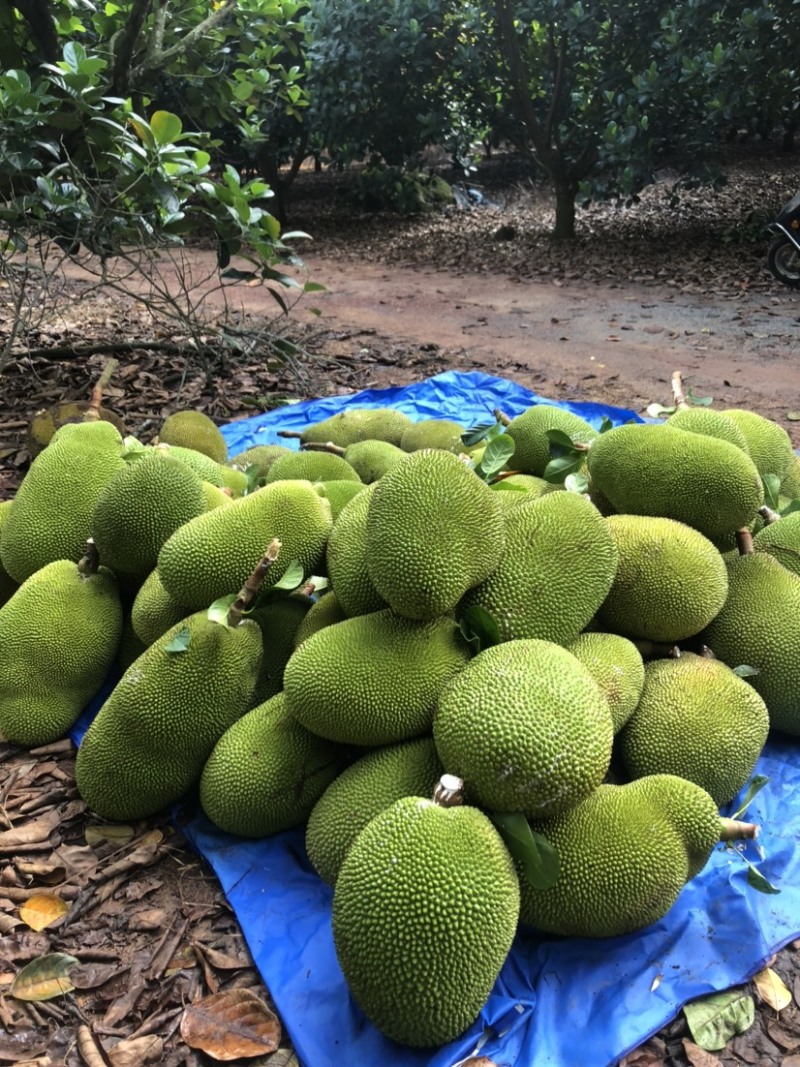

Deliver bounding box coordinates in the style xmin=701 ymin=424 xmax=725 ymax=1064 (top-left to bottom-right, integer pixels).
xmin=76 ymin=371 xmax=800 ymax=1067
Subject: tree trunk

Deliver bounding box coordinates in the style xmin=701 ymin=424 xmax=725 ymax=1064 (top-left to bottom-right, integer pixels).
xmin=553 ymin=180 xmax=576 ymax=240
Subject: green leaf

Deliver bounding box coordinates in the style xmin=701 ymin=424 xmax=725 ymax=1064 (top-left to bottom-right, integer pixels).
xmin=732 ymin=664 xmax=759 ymax=679
xmin=647 ymin=403 xmax=675 ymax=418
xmin=303 ymin=281 xmax=327 ymax=293
xmin=598 ymin=416 xmax=615 ymax=433
xmin=543 ymin=453 xmax=585 ymax=483
xmin=150 ymin=110 xmax=182 ymax=146
xmin=164 ymin=626 xmax=192 ymax=652
xmin=730 ymin=775 xmax=769 ymax=820
xmin=479 ymin=434 xmax=515 ymax=479
xmin=491 ymin=481 xmax=528 ymax=493
xmin=10 ymin=953 xmax=79 ymax=1001
xmin=489 ymin=812 xmax=559 ymax=890
xmin=763 ymin=473 xmax=781 ymax=511
xmin=461 ymin=422 xmax=497 ymax=447
xmin=781 ymin=499 xmax=800 ymax=517
xmin=564 ymin=472 xmax=589 ymax=494
xmin=746 ymin=864 xmax=780 ymax=895
xmin=458 ymin=604 xmax=502 ymax=654
xmin=545 ymin=428 xmax=579 ymax=454
xmin=206 ymin=596 xmax=237 ymax=628
xmin=686 ymin=389 xmax=713 ymax=406
xmin=683 ymin=988 xmax=754 ymax=1050
xmin=273 ymin=561 xmax=305 ymax=591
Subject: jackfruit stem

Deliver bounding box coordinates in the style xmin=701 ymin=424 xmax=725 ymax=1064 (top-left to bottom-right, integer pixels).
xmin=698 ymin=645 xmax=717 ymax=659
xmin=77 ymin=538 xmax=100 ymax=577
xmin=227 ymin=539 xmax=282 ymax=628
xmin=300 ymin=441 xmax=346 ymax=456
xmin=758 ymin=505 xmax=782 ymax=525
xmin=493 ymin=408 xmax=512 ymax=428
xmin=671 ymin=369 xmax=690 ymax=410
xmin=86 ymin=358 xmax=119 ymax=422
xmin=631 ymin=639 xmax=681 ymax=660
xmin=735 ymin=528 xmax=755 ymax=555
xmin=276 ymin=429 xmax=303 ymax=439
xmin=433 ymin=774 xmax=465 ymax=808
xmin=719 ymin=818 xmax=759 ymax=842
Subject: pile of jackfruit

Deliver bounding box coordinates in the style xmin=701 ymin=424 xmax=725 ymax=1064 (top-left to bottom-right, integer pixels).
xmin=1 ymin=393 xmax=799 ymax=1049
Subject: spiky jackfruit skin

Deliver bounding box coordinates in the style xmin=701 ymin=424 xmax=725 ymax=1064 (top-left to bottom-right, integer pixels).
xmin=0 ymin=422 xmax=125 ymax=583
xmin=596 ymin=515 xmax=728 ymax=643
xmin=249 ymin=594 xmax=312 ymax=706
xmin=229 ymin=444 xmax=292 ymax=485
xmin=264 ymin=451 xmax=361 ymax=485
xmin=399 ymin=419 xmax=465 ymax=454
xmin=75 ymin=613 xmax=262 ymax=820
xmin=92 ymin=452 xmax=206 ymax=577
xmin=618 ymin=654 xmax=769 ymax=805
xmin=491 ymin=474 xmax=563 ymax=510
xmin=154 ymin=445 xmax=246 ymax=497
xmin=753 ymin=512 xmax=800 ymax=576
xmin=0 ymin=560 xmax=122 ymax=746
xmin=0 ymin=502 xmax=19 ymax=608
xmin=293 ymin=592 xmax=347 ymax=647
xmin=434 ymin=640 xmax=612 ymax=818
xmin=723 ymin=409 xmax=794 ymax=480
xmin=366 ymin=450 xmax=506 ymax=620
xmin=586 ymin=423 xmax=763 ymax=541
xmin=285 ymin=609 xmax=471 ymax=746
xmin=298 ymin=407 xmax=412 ymax=447
xmin=566 ymin=632 xmax=645 ymax=733
xmin=157 ymin=480 xmax=333 ymax=611
xmin=326 ymin=484 xmax=387 ymax=618
xmin=313 ymin=479 xmax=366 ymax=521
xmin=305 ymin=737 xmax=444 ymax=885
xmin=159 ymin=410 xmax=228 ymax=463
xmin=520 ymin=775 xmax=720 ymax=937
xmin=131 ymin=569 xmax=188 ymax=646
xmin=668 ymin=408 xmax=750 ymax=452
xmin=332 ymin=796 xmax=519 ymax=1047
xmin=341 ymin=440 xmax=407 ymax=483
xmin=460 ymin=492 xmax=617 ymax=645
xmin=200 ymin=693 xmax=348 ymax=838
xmin=201 ymin=481 xmax=232 ymax=510
xmin=700 ymin=553 xmax=800 ymax=734
xmin=506 ymin=405 xmax=598 ymax=476
xmin=781 ymin=454 xmax=800 ymax=499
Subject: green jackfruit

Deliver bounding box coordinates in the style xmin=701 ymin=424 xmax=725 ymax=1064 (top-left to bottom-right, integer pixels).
xmin=399 ymin=419 xmax=465 ymax=454
xmin=265 ymin=451 xmax=361 ymax=485
xmin=332 ymin=790 xmax=519 ymax=1047
xmin=306 ymin=737 xmax=444 ymax=885
xmin=156 ymin=445 xmax=246 ymax=497
xmin=0 ymin=552 xmax=122 ymax=746
xmin=75 ymin=611 xmax=262 ymax=820
xmin=0 ymin=502 xmax=19 ymax=608
xmin=157 ymin=480 xmax=332 ymax=611
xmin=596 ymin=515 xmax=728 ymax=643
xmin=229 ymin=444 xmax=292 ymax=485
xmin=668 ymin=408 xmax=749 ymax=452
xmin=1 ymin=422 xmax=125 ymax=583
xmin=249 ymin=593 xmax=313 ymax=705
xmin=131 ymin=568 xmax=189 ymax=645
xmin=491 ymin=474 xmax=563 ymax=510
xmin=586 ymin=423 xmax=763 ymax=541
xmin=566 ymin=632 xmax=645 ymax=733
xmin=366 ymin=449 xmax=505 ymax=620
xmin=285 ymin=608 xmax=471 ymax=746
xmin=200 ymin=692 xmax=348 ymax=838
xmin=618 ymin=653 xmax=769 ymax=805
xmin=201 ymin=481 xmax=232 ymax=510
xmin=313 ymin=479 xmax=366 ymax=520
xmin=723 ymin=409 xmax=794 ymax=480
xmin=460 ymin=491 xmax=617 ymax=645
xmin=159 ymin=410 xmax=228 ymax=463
xmin=293 ymin=591 xmax=347 ymax=647
xmin=292 ymin=407 xmax=412 ymax=447
xmin=753 ymin=512 xmax=800 ymax=575
xmin=337 ymin=439 xmax=407 ymax=483
xmin=506 ymin=405 xmax=597 ymax=476
xmin=781 ymin=454 xmax=800 ymax=499
xmin=326 ymin=484 xmax=387 ymax=618
xmin=434 ymin=639 xmax=612 ymax=818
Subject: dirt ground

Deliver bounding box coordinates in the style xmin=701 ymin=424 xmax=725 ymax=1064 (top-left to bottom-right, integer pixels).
xmin=1 ymin=150 xmax=800 ymax=1066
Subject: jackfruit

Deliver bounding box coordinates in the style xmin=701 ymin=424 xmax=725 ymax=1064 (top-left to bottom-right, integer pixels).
xmin=264 ymin=451 xmax=361 ymax=485
xmin=92 ymin=451 xmax=206 ymax=578
xmin=668 ymin=408 xmax=749 ymax=452
xmin=293 ymin=591 xmax=347 ymax=647
xmin=286 ymin=407 xmax=412 ymax=447
xmin=131 ymin=568 xmax=189 ymax=646
xmin=586 ymin=423 xmax=763 ymax=540
xmin=326 ymin=484 xmax=387 ymax=617
xmin=753 ymin=512 xmax=800 ymax=576
xmin=285 ymin=608 xmax=471 ymax=746
xmin=313 ymin=479 xmax=366 ymax=520
xmin=366 ymin=449 xmax=505 ymax=620
xmin=201 ymin=481 xmax=232 ymax=510
xmin=28 ymin=402 xmax=126 ymax=459
xmin=618 ymin=654 xmax=769 ymax=805
xmin=596 ymin=515 xmax=728 ymax=643
xmin=75 ymin=610 xmax=262 ymax=820
xmin=0 ymin=502 xmax=18 ymax=608
xmin=723 ymin=408 xmax=794 ymax=480
xmin=700 ymin=552 xmax=800 ymax=734
xmin=566 ymin=632 xmax=645 ymax=733
xmin=460 ymin=491 xmax=617 ymax=645
xmin=0 ymin=549 xmax=122 ymax=746
xmin=336 ymin=439 xmax=407 ymax=483
xmin=433 ymin=639 xmax=612 ymax=818
xmin=1 ymin=422 xmax=126 ymax=584
xmin=399 ymin=419 xmax=465 ymax=454
xmin=305 ymin=737 xmax=444 ymax=885
xmin=157 ymin=480 xmax=332 ymax=611
xmin=520 ymin=775 xmax=739 ymax=937
xmin=506 ymin=404 xmax=597 ymax=476
xmin=781 ymin=454 xmax=800 ymax=499
xmin=491 ymin=474 xmax=563 ymax=509
xmin=229 ymin=444 xmax=292 ymax=485
xmin=200 ymin=692 xmax=348 ymax=838
xmin=158 ymin=410 xmax=228 ymax=463
xmin=156 ymin=444 xmax=246 ymax=497
xmin=332 ymin=787 xmax=519 ymax=1047
xmin=249 ymin=593 xmax=313 ymax=705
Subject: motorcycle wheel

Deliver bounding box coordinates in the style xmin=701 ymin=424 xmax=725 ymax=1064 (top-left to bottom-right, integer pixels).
xmin=767 ymin=235 xmax=800 ymax=289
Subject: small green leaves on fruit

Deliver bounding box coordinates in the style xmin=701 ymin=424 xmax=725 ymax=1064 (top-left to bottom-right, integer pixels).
xmin=781 ymin=499 xmax=800 ymax=517
xmin=272 ymin=560 xmax=305 ymax=591
xmin=489 ymin=811 xmax=559 ymax=890
xmin=165 ymin=626 xmax=192 ymax=652
xmin=477 ymin=434 xmax=515 ymax=479
xmin=545 ymin=428 xmax=579 ymax=453
xmin=543 ymin=453 xmax=584 ymax=483
xmin=598 ymin=416 xmax=614 ymax=433
xmin=207 ymin=595 xmax=238 ymax=628
xmin=683 ymin=988 xmax=754 ymax=1050
xmin=462 ymin=422 xmax=498 ymax=447
xmin=763 ymin=473 xmax=781 ymax=511
xmin=458 ymin=604 xmax=501 ymax=653
xmin=746 ymin=865 xmax=780 ymax=895
xmin=564 ymin=472 xmax=590 ymax=494
xmin=730 ymin=775 xmax=769 ymax=820
xmin=732 ymin=664 xmax=759 ymax=678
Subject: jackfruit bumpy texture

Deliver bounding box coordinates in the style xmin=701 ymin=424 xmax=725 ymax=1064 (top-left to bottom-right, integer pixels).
xmin=326 ymin=484 xmax=387 ymax=618
xmin=0 ymin=560 xmax=122 ymax=746
xmin=0 ymin=502 xmax=18 ymax=608
xmin=332 ymin=796 xmax=520 ymax=1047
xmin=667 ymin=408 xmax=750 ymax=452
xmin=92 ymin=451 xmax=206 ymax=577
xmin=781 ymin=455 xmax=800 ymax=499
xmin=460 ymin=491 xmax=617 ymax=645
xmin=586 ymin=423 xmax=763 ymax=541
xmin=753 ymin=512 xmax=800 ymax=576
xmin=596 ymin=514 xmax=729 ymax=643
xmin=520 ymin=775 xmax=721 ymax=937
xmin=618 ymin=653 xmax=769 ymax=806
xmin=293 ymin=591 xmax=347 ymax=648
xmin=157 ymin=480 xmax=333 ymax=611
xmin=284 ymin=608 xmax=471 ymax=746
xmin=264 ymin=450 xmax=361 ymax=485
xmin=434 ymin=640 xmax=613 ymax=818
xmin=229 ymin=444 xmax=291 ymax=485
xmin=75 ymin=613 xmax=262 ymax=820
xmin=249 ymin=594 xmax=312 ymax=706
xmin=200 ymin=692 xmax=348 ymax=838
xmin=305 ymin=737 xmax=444 ymax=885
xmin=566 ymin=632 xmax=645 ymax=733
xmin=505 ymin=404 xmax=598 ymax=476
xmin=158 ymin=410 xmax=228 ymax=463
xmin=366 ymin=449 xmax=506 ymax=620
xmin=399 ymin=419 xmax=465 ymax=454
xmin=131 ymin=568 xmax=189 ymax=646
xmin=341 ymin=440 xmax=407 ymax=483
xmin=700 ymin=552 xmax=800 ymax=734
xmin=312 ymin=479 xmax=365 ymax=521
xmin=0 ymin=421 xmax=125 ymax=583
xmin=297 ymin=407 xmax=412 ymax=447
xmin=723 ymin=408 xmax=795 ymax=480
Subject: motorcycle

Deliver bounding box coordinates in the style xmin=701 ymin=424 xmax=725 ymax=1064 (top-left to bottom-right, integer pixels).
xmin=767 ymin=191 xmax=800 ymax=289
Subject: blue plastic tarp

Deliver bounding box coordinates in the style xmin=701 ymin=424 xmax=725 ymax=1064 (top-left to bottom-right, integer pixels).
xmin=74 ymin=371 xmax=800 ymax=1067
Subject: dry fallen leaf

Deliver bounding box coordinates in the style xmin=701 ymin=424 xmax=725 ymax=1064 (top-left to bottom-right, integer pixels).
xmin=84 ymin=824 xmax=135 ymax=847
xmin=19 ymin=894 xmax=69 ymax=931
xmin=619 ymin=1044 xmax=665 ymax=1066
xmin=108 ymin=1034 xmax=164 ymax=1065
xmin=180 ymin=988 xmax=282 ymax=1061
xmin=682 ymin=1038 xmax=723 ymax=1066
xmin=10 ymin=952 xmax=78 ymax=1001
xmin=752 ymin=966 xmax=792 ymax=1011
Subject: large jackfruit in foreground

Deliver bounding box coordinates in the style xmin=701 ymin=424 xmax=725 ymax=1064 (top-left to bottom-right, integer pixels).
xmin=586 ymin=423 xmax=763 ymax=541
xmin=332 ymin=790 xmax=519 ymax=1047
xmin=325 ymin=484 xmax=387 ymax=618
xmin=433 ymin=640 xmax=612 ymax=818
xmin=75 ymin=612 xmax=262 ymax=820
xmin=668 ymin=408 xmax=749 ymax=452
xmin=0 ymin=554 xmax=122 ymax=746
xmin=284 ymin=608 xmax=471 ymax=746
xmin=366 ymin=449 xmax=505 ymax=620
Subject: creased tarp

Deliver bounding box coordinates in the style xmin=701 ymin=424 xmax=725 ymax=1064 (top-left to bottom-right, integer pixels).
xmin=72 ymin=371 xmax=800 ymax=1067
